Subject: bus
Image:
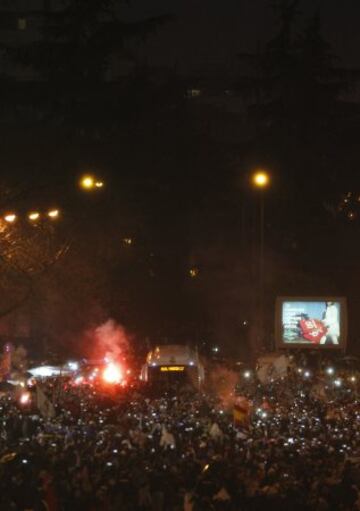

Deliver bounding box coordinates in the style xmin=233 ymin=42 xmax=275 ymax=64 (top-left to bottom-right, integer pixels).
xmin=140 ymin=345 xmax=205 ymax=388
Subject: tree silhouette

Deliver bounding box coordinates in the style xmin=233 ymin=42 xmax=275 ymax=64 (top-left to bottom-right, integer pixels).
xmin=29 ymin=0 xmax=169 ymax=82
xmin=237 ymin=1 xmax=356 ymax=139
xmin=0 ymin=185 xmax=70 ymax=319
xmin=0 ymin=0 xmax=172 ymax=124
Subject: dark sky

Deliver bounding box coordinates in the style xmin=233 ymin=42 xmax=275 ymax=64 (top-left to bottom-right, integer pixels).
xmin=122 ymin=0 xmax=360 ymax=73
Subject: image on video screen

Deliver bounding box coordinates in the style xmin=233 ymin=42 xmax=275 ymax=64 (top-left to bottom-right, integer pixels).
xmin=282 ymin=301 xmax=341 ymax=346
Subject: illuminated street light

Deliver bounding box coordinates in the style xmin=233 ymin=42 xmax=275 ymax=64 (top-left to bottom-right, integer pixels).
xmin=244 ymin=370 xmax=251 ymax=379
xmin=80 ymin=175 xmax=95 ymax=190
xmin=79 ymin=175 xmax=105 ymax=191
xmin=326 ymin=367 xmax=335 ymax=376
xmin=252 ymin=170 xmax=270 ymax=189
xmin=4 ymin=213 xmax=17 ymax=223
xmin=28 ymin=212 xmax=40 ymax=221
xmin=250 ymin=169 xmax=271 ymax=349
xmin=48 ymin=209 xmax=60 ymax=219
xmin=123 ymin=238 xmax=133 ymax=246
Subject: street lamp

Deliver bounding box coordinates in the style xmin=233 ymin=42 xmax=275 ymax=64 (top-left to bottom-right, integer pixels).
xmin=251 ymin=169 xmax=271 ymax=349
xmin=48 ymin=209 xmax=60 ymax=219
xmin=79 ymin=174 xmax=105 ymax=191
xmin=80 ymin=175 xmax=95 ymax=190
xmin=252 ymin=171 xmax=269 ymax=188
xmin=28 ymin=211 xmax=40 ymax=222
xmin=4 ymin=213 xmax=17 ymax=223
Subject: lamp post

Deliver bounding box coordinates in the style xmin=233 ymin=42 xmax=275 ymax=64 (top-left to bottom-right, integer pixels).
xmin=79 ymin=174 xmax=104 ymax=191
xmin=251 ymin=170 xmax=270 ymax=349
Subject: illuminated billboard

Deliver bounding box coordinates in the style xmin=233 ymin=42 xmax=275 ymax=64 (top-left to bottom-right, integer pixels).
xmin=275 ymin=297 xmax=347 ymax=349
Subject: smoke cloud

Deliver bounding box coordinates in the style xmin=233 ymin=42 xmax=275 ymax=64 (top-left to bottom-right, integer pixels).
xmin=89 ymin=319 xmax=131 ymax=362
xmin=208 ymin=365 xmax=240 ymax=409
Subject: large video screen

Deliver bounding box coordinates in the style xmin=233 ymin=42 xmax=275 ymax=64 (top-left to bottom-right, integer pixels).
xmin=276 ymin=298 xmax=347 ymax=349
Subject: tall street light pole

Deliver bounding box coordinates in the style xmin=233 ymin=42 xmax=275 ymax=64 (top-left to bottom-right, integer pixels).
xmin=251 ymin=170 xmax=270 ymax=350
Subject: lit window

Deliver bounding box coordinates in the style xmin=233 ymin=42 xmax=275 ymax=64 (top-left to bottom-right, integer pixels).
xmin=186 ymin=89 xmax=202 ymax=98
xmin=17 ymin=18 xmax=27 ymax=30
xmin=189 ymin=267 xmax=199 ymax=278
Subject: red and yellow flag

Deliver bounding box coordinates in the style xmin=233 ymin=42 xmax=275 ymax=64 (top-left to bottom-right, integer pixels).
xmin=233 ymin=396 xmax=250 ymax=425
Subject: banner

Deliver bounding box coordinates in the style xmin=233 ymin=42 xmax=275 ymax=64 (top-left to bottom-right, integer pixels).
xmin=36 ymin=385 xmax=55 ymax=419
xmin=257 ymin=354 xmax=290 ymax=384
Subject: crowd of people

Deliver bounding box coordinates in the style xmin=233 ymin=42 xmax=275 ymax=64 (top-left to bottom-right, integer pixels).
xmin=0 ymin=356 xmax=359 ymax=511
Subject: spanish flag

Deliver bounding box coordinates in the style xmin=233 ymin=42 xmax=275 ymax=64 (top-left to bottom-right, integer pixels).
xmin=233 ymin=396 xmax=250 ymax=425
